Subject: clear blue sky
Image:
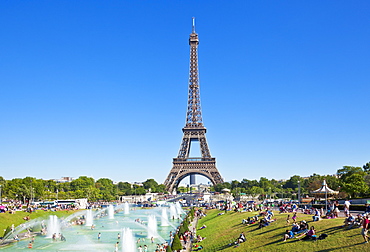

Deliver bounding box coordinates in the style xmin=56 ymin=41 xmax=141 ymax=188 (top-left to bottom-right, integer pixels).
xmin=1 ymin=1 xmax=369 ymax=184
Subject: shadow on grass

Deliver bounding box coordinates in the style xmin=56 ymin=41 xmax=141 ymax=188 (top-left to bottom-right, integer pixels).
xmin=211 ymin=240 xmax=242 ymax=251
xmin=316 ymin=241 xmax=366 ymax=252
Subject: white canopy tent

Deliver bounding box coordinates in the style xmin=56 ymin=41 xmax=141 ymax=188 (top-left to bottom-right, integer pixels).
xmin=311 ymin=180 xmax=339 ymax=212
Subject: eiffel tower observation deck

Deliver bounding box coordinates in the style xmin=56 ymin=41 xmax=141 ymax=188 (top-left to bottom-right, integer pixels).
xmin=164 ymin=18 xmax=224 ymax=193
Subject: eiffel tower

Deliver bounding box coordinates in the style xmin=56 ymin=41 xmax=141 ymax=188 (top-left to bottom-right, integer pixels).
xmin=164 ymin=18 xmax=224 ymax=193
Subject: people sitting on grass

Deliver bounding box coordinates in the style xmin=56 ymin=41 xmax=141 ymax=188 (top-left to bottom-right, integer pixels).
xmin=291 ymin=220 xmax=309 ymax=235
xmin=199 ymin=225 xmax=207 ymax=230
xmin=312 ymin=208 xmax=321 ymax=222
xmin=325 ymin=209 xmax=336 ymax=219
xmin=229 ymin=232 xmax=246 ymax=247
xmin=298 ymin=226 xmax=317 ymax=241
xmin=342 ymin=214 xmax=355 ymax=227
xmin=242 ymin=216 xmax=259 ymax=225
xmin=283 ymin=229 xmax=294 ymax=241
xmin=237 ymin=232 xmax=246 ymax=244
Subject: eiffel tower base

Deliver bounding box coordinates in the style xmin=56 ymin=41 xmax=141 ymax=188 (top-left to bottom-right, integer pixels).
xmin=164 ymin=158 xmax=224 ymax=193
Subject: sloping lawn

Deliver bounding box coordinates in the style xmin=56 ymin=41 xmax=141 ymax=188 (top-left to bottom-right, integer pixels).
xmin=0 ymin=210 xmax=80 ymax=237
xmin=194 ymin=209 xmax=367 ymax=251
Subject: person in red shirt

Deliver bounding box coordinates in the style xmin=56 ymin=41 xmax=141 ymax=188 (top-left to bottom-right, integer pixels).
xmin=361 ymin=215 xmax=370 ymax=243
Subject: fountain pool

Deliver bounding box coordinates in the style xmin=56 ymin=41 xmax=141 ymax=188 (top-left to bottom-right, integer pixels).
xmin=0 ymin=206 xmax=184 ymax=251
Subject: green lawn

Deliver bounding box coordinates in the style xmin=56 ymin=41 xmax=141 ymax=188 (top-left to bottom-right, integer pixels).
xmin=194 ymin=209 xmax=367 ymax=251
xmin=0 ymin=210 xmax=80 ymax=237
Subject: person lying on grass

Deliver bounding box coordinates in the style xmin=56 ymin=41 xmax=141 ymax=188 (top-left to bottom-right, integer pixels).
xmin=283 ymin=229 xmax=294 ymax=241
xmin=193 ymin=244 xmax=203 ymax=251
xmin=196 ymin=234 xmax=206 ymax=242
xmin=258 ymin=216 xmax=277 ymax=228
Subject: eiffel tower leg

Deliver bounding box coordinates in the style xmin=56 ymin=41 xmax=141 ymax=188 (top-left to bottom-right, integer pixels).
xmin=164 ymin=159 xmax=224 ymax=193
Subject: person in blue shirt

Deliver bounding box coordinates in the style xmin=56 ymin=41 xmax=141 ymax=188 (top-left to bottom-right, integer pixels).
xmin=283 ymin=229 xmax=294 ymax=241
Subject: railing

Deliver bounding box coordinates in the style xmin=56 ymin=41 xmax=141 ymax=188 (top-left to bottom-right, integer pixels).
xmin=173 ymin=158 xmax=215 ymax=162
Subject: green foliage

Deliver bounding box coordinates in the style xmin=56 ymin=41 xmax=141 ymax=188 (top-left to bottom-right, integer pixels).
xmin=0 ymin=176 xmax=165 ymax=202
xmin=166 ymin=244 xmax=173 ymax=252
xmin=171 ymin=234 xmax=182 ymax=251
xmin=363 ymin=161 xmax=370 ymax=174
xmin=337 ymin=166 xmax=368 ymax=198
xmin=213 ymin=182 xmax=231 ymax=192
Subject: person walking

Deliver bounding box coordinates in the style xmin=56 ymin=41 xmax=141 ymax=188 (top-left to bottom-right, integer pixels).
xmin=362 ymin=215 xmax=370 ymax=243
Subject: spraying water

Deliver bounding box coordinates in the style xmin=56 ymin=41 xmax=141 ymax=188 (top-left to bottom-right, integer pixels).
xmin=161 ymin=208 xmax=170 ymax=226
xmin=124 ymin=202 xmax=130 ymax=215
xmin=46 ymin=215 xmax=61 ymax=238
xmin=169 ymin=203 xmax=178 ymax=219
xmin=175 ymin=202 xmax=185 ymax=216
xmin=147 ymin=215 xmax=158 ymax=239
xmin=85 ymin=209 xmax=93 ymax=226
xmin=108 ymin=205 xmax=114 ymax=219
xmin=121 ymin=228 xmax=135 ymax=252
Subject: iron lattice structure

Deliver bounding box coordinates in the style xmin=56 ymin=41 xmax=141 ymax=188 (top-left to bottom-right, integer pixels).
xmin=164 ymin=19 xmax=224 ymax=193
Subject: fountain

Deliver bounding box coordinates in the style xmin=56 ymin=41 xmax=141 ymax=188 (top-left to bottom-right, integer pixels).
xmin=108 ymin=204 xmax=115 ymax=219
xmin=124 ymin=202 xmax=130 ymax=214
xmin=85 ymin=209 xmax=93 ymax=226
xmin=46 ymin=215 xmax=61 ymax=238
xmin=161 ymin=208 xmax=170 ymax=226
xmin=121 ymin=227 xmax=136 ymax=252
xmin=147 ymin=214 xmax=158 ymax=239
xmin=1 ymin=206 xmax=183 ymax=251
xmin=169 ymin=203 xmax=178 ymax=219
xmin=175 ymin=202 xmax=185 ymax=217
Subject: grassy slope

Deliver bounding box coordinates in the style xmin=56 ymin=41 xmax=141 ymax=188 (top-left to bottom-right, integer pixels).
xmin=0 ymin=210 xmax=80 ymax=237
xmin=194 ymin=209 xmax=368 ymax=252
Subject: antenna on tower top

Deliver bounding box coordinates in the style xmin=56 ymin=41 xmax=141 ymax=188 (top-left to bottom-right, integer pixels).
xmin=192 ymin=17 xmax=196 ymax=33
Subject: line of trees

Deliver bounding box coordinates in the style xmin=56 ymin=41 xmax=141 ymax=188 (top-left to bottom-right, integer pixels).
xmin=0 ymin=176 xmax=166 ymax=203
xmin=0 ymin=162 xmax=369 ymax=203
xmin=209 ymin=162 xmax=370 ymax=200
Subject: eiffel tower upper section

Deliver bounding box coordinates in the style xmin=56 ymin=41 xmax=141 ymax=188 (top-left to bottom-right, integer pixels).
xmin=185 ymin=17 xmax=204 ymax=129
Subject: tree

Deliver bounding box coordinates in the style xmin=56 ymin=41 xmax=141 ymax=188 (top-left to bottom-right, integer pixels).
xmin=171 ymin=234 xmax=182 ymax=251
xmin=284 ymin=175 xmax=302 ymax=190
xmin=231 ymin=180 xmax=240 ymax=189
xmin=341 ymin=173 xmax=368 ymax=198
xmin=70 ymin=176 xmax=95 ymax=191
xmin=213 ymin=182 xmax=231 ymax=192
xmin=143 ymin=179 xmax=158 ymax=192
xmin=96 ymin=178 xmax=115 ymax=201
xmin=363 ymin=162 xmax=370 ymax=174
xmin=247 ymin=186 xmax=264 ymax=198
xmin=337 ymin=166 xmax=367 ymax=198
xmin=337 ymin=166 xmax=364 ymax=181
xmin=166 ymin=244 xmax=173 ymax=252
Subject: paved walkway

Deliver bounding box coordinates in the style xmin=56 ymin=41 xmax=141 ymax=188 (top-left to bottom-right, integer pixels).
xmin=180 ymin=216 xmax=198 ymax=252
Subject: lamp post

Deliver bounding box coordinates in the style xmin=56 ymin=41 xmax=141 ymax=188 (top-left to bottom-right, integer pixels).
xmin=298 ymin=181 xmax=301 ymax=203
xmin=0 ymin=184 xmax=2 ymax=205
xmin=281 ymin=185 xmax=284 ymax=201
xmin=325 ymin=185 xmax=328 ymax=213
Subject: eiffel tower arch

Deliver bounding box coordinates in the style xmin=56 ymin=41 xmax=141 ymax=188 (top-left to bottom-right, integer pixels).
xmin=164 ymin=18 xmax=224 ymax=193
